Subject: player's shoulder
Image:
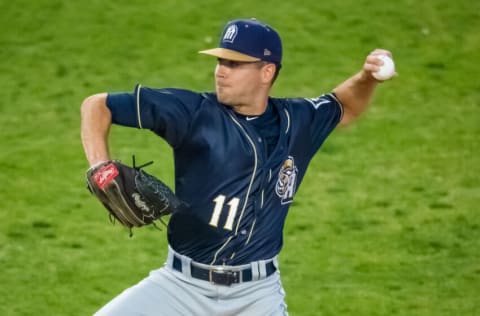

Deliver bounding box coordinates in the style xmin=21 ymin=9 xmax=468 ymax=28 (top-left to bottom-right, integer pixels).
xmin=274 ymin=92 xmax=339 ymax=108
xmin=199 ymin=92 xmax=221 ymax=104
xmin=138 ymin=85 xmax=202 ymax=100
xmin=271 ymin=92 xmax=341 ymax=111
xmin=137 ymin=85 xmax=222 ymax=110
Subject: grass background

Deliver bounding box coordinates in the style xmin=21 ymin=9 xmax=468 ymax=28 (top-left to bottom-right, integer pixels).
xmin=1 ymin=0 xmax=479 ymax=315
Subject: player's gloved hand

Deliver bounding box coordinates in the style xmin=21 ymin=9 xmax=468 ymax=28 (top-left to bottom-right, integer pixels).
xmin=86 ymin=158 xmax=186 ymax=231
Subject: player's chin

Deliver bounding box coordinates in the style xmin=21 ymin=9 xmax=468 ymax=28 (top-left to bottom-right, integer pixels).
xmin=216 ymin=89 xmax=231 ymax=105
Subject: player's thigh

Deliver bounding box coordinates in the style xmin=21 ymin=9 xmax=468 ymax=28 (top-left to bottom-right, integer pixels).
xmin=235 ymin=272 xmax=289 ymax=316
xmin=93 ymin=269 xmax=204 ymax=316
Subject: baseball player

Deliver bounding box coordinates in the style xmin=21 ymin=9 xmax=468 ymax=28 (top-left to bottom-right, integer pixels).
xmin=81 ymin=18 xmax=393 ymax=315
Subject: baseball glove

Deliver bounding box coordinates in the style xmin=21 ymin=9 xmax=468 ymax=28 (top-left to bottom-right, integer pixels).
xmin=86 ymin=158 xmax=185 ymax=231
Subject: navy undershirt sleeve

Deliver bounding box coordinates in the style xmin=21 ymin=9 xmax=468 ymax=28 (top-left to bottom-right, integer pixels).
xmin=106 ymin=92 xmax=138 ymax=128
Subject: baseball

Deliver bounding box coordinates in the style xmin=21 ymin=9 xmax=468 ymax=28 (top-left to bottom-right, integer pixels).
xmin=372 ymin=55 xmax=395 ymax=81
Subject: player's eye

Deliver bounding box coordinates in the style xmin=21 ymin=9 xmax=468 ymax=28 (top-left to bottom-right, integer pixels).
xmin=217 ymin=59 xmax=241 ymax=68
xmin=217 ymin=58 xmax=263 ymax=69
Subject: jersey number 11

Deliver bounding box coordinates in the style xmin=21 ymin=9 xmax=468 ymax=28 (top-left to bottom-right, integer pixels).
xmin=209 ymin=195 xmax=240 ymax=231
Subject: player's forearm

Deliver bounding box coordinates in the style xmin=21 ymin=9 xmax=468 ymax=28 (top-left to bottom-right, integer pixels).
xmin=333 ymin=70 xmax=378 ymax=126
xmin=80 ymin=93 xmax=112 ymax=166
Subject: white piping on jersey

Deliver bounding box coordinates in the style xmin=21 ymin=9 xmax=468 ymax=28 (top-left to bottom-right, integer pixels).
xmin=268 ymin=169 xmax=272 ymax=182
xmin=136 ymin=84 xmax=143 ymax=129
xmin=210 ymin=111 xmax=259 ymax=265
xmin=261 ymin=189 xmax=265 ymax=208
xmin=211 ymin=236 xmax=233 ymax=265
xmin=329 ymin=92 xmax=345 ymax=121
xmin=245 ymin=218 xmax=256 ymax=245
xmin=284 ymin=109 xmax=290 ymax=134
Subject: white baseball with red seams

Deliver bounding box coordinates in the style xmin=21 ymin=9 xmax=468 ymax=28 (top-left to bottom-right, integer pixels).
xmin=373 ymin=55 xmax=395 ymax=81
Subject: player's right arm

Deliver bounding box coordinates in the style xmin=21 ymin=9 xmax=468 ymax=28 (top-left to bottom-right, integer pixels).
xmin=334 ymin=48 xmax=392 ymax=127
xmin=81 ymin=87 xmax=202 ymax=166
xmin=80 ymin=93 xmax=111 ymax=167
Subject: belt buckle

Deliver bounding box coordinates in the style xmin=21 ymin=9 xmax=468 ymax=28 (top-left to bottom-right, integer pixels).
xmin=209 ymin=267 xmax=239 ymax=286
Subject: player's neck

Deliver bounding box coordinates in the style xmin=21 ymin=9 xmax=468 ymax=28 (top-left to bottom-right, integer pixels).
xmin=232 ymin=104 xmax=267 ymax=116
xmin=232 ymin=95 xmax=269 ymax=116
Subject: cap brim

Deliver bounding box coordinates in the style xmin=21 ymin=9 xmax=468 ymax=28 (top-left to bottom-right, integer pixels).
xmin=199 ymin=48 xmax=261 ymax=62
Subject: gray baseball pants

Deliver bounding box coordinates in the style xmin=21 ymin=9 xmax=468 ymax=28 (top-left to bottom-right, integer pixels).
xmin=93 ymin=247 xmax=289 ymax=316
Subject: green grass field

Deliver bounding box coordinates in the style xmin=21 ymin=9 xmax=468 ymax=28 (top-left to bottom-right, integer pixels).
xmin=1 ymin=0 xmax=479 ymax=315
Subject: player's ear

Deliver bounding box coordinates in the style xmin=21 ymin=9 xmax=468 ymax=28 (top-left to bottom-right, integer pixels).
xmin=261 ymin=63 xmax=276 ymax=85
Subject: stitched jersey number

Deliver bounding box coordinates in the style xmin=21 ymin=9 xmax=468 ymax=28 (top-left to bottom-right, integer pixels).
xmin=209 ymin=195 xmax=240 ymax=231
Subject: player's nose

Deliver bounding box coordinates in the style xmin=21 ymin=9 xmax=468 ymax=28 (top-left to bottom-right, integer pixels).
xmin=215 ymin=63 xmax=227 ymax=78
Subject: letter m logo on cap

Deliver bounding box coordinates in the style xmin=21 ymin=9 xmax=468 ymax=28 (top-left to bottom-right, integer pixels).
xmin=223 ymin=24 xmax=238 ymax=43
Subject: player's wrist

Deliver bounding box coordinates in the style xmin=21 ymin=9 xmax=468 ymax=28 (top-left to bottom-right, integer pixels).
xmin=87 ymin=159 xmax=110 ymax=171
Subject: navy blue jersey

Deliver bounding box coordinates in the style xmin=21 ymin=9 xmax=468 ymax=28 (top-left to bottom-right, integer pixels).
xmin=106 ymin=85 xmax=343 ymax=265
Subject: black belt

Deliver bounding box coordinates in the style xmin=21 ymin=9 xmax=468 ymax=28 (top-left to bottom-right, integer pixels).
xmin=172 ymin=255 xmax=276 ymax=286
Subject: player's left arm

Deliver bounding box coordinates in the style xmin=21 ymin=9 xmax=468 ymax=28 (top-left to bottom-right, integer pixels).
xmin=333 ymin=49 xmax=393 ymax=127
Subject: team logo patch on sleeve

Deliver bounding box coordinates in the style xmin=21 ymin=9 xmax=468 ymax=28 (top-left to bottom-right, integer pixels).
xmin=275 ymin=156 xmax=298 ymax=204
xmin=305 ymin=95 xmax=331 ymax=109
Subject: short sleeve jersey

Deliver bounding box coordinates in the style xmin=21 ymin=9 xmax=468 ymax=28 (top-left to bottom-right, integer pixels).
xmin=107 ymin=85 xmax=343 ymax=265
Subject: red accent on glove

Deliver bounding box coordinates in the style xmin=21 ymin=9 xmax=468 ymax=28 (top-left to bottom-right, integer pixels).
xmin=94 ymin=163 xmax=119 ymax=189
